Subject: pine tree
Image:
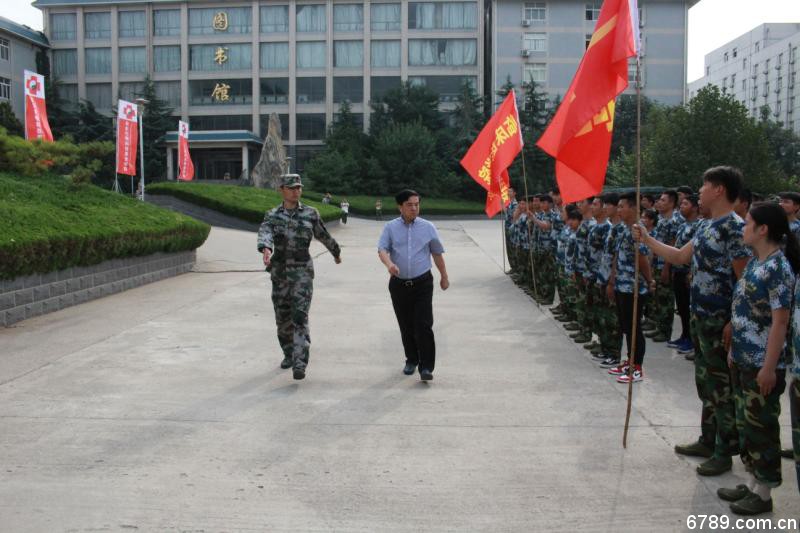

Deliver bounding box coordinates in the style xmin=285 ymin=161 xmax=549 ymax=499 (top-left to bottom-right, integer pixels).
xmin=0 ymin=101 xmax=24 ymax=137
xmin=138 ymin=76 xmax=176 ymax=179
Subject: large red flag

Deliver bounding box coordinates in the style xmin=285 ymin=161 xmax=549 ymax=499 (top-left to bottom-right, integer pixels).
xmin=116 ymin=99 xmax=138 ymax=176
xmin=24 ymin=70 xmax=53 ymax=142
xmin=460 ymin=90 xmax=523 ymax=217
xmin=177 ymin=120 xmax=194 ymax=181
xmin=536 ymin=0 xmax=639 ymax=203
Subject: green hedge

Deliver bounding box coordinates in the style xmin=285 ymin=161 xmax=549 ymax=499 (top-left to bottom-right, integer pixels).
xmin=147 ymin=182 xmax=343 ymax=223
xmin=0 ymin=173 xmax=210 ymax=280
xmin=302 ymin=192 xmax=486 ymax=216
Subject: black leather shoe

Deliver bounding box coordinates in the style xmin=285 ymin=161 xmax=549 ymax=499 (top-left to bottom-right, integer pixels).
xmin=293 ymin=368 xmax=306 ymax=380
xmin=403 ymin=363 xmax=416 ymax=375
xmin=419 ymin=369 xmax=433 ymax=381
xmin=280 ymin=357 xmax=293 ymax=369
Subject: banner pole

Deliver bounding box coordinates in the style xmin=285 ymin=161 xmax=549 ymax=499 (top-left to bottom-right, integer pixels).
xmin=623 ymin=52 xmax=643 ymax=449
xmin=501 ymin=206 xmax=508 ymax=273
xmin=520 ymin=152 xmax=539 ymax=302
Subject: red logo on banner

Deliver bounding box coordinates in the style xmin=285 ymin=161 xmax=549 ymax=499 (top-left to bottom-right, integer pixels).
xmin=124 ymin=105 xmax=136 ymax=120
xmin=24 ymin=71 xmax=54 ymax=142
xmin=26 ymin=77 xmax=40 ymax=96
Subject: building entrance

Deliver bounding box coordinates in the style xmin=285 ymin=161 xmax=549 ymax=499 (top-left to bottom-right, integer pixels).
xmin=193 ymin=148 xmax=243 ymax=180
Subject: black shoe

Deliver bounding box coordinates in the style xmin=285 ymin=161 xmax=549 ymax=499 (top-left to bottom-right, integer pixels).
xmin=419 ymin=368 xmax=433 ymax=381
xmin=717 ymin=484 xmax=752 ymax=502
xmin=674 ymin=438 xmax=714 ymax=458
xmin=293 ymin=368 xmax=306 ymax=380
xmin=280 ymin=357 xmax=293 ymax=369
xmin=781 ymin=448 xmax=794 ymax=459
xmin=697 ymin=456 xmax=732 ymax=476
xmin=403 ymin=362 xmax=417 ymax=375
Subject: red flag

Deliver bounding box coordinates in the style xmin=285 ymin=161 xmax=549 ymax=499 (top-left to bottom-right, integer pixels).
xmin=177 ymin=120 xmax=194 ymax=181
xmin=24 ymin=70 xmax=53 ymax=142
xmin=460 ymin=90 xmax=523 ymax=217
xmin=116 ymin=99 xmax=139 ymax=176
xmin=536 ymin=0 xmax=638 ymax=203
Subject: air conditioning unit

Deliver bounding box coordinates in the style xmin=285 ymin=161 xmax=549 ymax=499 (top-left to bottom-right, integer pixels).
xmin=751 ymin=73 xmax=757 ymax=79
xmin=521 ymin=49 xmax=530 ymax=57
xmin=522 ymin=19 xmax=531 ymax=27
xmin=776 ymin=64 xmax=782 ymax=70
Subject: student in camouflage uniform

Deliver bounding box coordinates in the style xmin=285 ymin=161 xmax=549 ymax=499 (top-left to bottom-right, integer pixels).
xmin=636 ymin=166 xmax=751 ymax=476
xmin=562 ymin=209 xmax=582 ymax=328
xmin=669 ymin=195 xmax=701 ymax=358
xmin=553 ymin=208 xmax=573 ymax=321
xmin=531 ymin=194 xmax=557 ymax=304
xmin=596 ymin=194 xmax=624 ymax=367
xmin=257 ymin=174 xmax=342 ymax=380
xmin=720 ymin=202 xmax=799 ymax=515
xmin=779 ymin=191 xmax=800 ymax=241
xmin=513 ymin=199 xmax=532 ymax=289
xmin=504 ymin=186 xmax=519 ymax=272
xmin=570 ymin=199 xmax=595 ymax=344
xmin=529 ymin=196 xmax=543 ymax=296
xmin=790 ymin=263 xmax=800 ymax=494
xmin=585 ymin=196 xmax=612 ymax=356
xmin=646 ymin=190 xmax=682 ymax=343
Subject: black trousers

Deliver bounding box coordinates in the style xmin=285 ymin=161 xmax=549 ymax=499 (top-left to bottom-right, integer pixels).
xmin=672 ymin=270 xmax=691 ymax=340
xmin=389 ymin=271 xmax=435 ymax=371
xmin=615 ymin=291 xmax=648 ymax=366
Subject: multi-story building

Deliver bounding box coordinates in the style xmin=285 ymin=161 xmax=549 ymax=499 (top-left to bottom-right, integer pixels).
xmin=33 ymin=0 xmax=485 ymax=179
xmin=0 ymin=17 xmax=49 ymax=126
xmin=688 ymin=23 xmax=800 ymax=135
xmin=492 ymin=0 xmax=695 ymax=108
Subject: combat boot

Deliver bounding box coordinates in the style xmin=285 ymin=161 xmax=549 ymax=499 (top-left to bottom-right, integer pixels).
xmin=717 ymin=485 xmax=751 ymax=502
xmin=729 ymin=493 xmax=772 ymax=515
xmin=572 ymin=333 xmax=591 ymax=344
xmin=696 ymin=456 xmax=732 ymax=476
xmin=781 ymin=448 xmax=794 ymax=459
xmin=564 ymin=322 xmax=581 ymax=331
xmin=280 ymin=356 xmax=293 ymax=369
xmin=674 ymin=439 xmax=713 ymax=458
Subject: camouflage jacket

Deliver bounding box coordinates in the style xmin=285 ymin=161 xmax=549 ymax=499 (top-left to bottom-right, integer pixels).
xmin=257 ymin=202 xmax=340 ymax=273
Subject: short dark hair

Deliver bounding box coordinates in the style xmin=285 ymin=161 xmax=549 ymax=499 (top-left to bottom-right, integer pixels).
xmin=395 ymin=189 xmax=420 ymax=205
xmin=642 ymin=193 xmax=656 ymax=204
xmin=619 ymin=192 xmax=637 ymax=207
xmin=603 ymin=192 xmax=620 ymax=205
xmin=676 ymin=185 xmax=694 ymax=195
xmin=550 ymin=186 xmax=560 ymax=195
xmin=539 ymin=194 xmax=553 ymax=203
xmin=683 ymin=194 xmax=699 ymax=208
xmin=738 ymin=188 xmax=753 ymax=206
xmin=583 ymin=196 xmax=595 ymax=203
xmin=779 ymin=191 xmax=800 ymax=204
xmin=642 ymin=208 xmax=659 ymax=224
xmin=702 ymin=166 xmax=743 ymax=203
xmin=567 ymin=209 xmax=583 ymax=222
xmin=661 ymin=189 xmax=678 ymax=207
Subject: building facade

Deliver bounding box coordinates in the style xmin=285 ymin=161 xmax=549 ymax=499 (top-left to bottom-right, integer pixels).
xmin=688 ymin=23 xmax=800 ymax=135
xmin=33 ymin=0 xmax=485 ymax=179
xmin=493 ymin=0 xmax=694 ymax=108
xmin=0 ymin=17 xmax=49 ymax=125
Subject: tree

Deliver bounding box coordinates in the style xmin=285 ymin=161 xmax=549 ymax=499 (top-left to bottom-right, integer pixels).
xmin=371 ymin=82 xmax=441 ymax=133
xmin=758 ymin=114 xmax=800 ymax=180
xmin=518 ymin=79 xmax=554 ymax=193
xmin=444 ymin=81 xmax=486 ymax=200
xmin=611 ymin=94 xmax=656 ymax=160
xmin=0 ymin=101 xmax=23 ymax=137
xmin=44 ymin=78 xmax=79 ymax=139
xmin=305 ymin=101 xmax=368 ymax=193
xmin=138 ymin=76 xmax=176 ymax=180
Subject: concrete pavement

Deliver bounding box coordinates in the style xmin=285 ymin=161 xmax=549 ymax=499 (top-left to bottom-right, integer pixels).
xmin=1 ymin=216 xmax=799 ymax=532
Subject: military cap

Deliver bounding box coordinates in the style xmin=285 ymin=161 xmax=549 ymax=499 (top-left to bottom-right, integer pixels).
xmin=280 ymin=174 xmax=303 ymax=188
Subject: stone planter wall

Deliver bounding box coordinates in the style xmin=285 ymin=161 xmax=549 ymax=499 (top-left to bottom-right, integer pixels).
xmin=1 ymin=250 xmax=196 ymax=327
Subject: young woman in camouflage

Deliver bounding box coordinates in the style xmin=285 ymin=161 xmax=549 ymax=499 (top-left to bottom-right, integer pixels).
xmin=719 ymin=202 xmax=799 ymax=515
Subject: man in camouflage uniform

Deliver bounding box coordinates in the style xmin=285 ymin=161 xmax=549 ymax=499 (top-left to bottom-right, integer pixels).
xmin=562 ymin=209 xmax=582 ymax=328
xmin=531 ymin=194 xmax=557 ymax=304
xmin=504 ymin=186 xmax=519 ymax=273
xmin=637 ymin=166 xmax=751 ymax=476
xmin=646 ymin=190 xmax=681 ymax=343
xmin=584 ymin=196 xmax=612 ymax=355
xmin=595 ymin=193 xmax=624 ymax=367
xmin=570 ymin=198 xmax=596 ymax=344
xmin=257 ymin=174 xmax=342 ymax=380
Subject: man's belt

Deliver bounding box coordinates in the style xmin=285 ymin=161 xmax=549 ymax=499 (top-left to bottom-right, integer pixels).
xmin=396 ymin=271 xmax=432 ymax=287
xmin=274 ymin=250 xmax=312 ymax=263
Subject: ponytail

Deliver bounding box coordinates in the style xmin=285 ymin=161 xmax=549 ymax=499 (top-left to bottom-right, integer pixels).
xmin=784 ymin=230 xmax=800 ymax=276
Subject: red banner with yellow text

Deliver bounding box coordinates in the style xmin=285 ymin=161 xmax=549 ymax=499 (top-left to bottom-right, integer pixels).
xmin=24 ymin=70 xmax=53 ymax=142
xmin=116 ymin=99 xmax=139 ymax=176
xmin=177 ymin=120 xmax=194 ymax=181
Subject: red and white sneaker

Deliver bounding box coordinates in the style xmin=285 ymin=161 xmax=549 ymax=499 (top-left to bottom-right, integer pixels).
xmin=616 ymin=366 xmax=643 ymax=383
xmin=607 ymin=362 xmax=629 ymax=376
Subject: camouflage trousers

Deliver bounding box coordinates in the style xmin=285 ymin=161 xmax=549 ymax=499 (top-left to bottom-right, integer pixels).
xmin=690 ymin=314 xmax=739 ymax=458
xmin=555 ymin=264 xmax=568 ymax=310
xmin=574 ymin=276 xmax=591 ymax=335
xmin=789 ymin=378 xmax=800 ymax=493
xmin=562 ymin=275 xmax=578 ymax=321
xmin=651 ymin=269 xmax=675 ymax=337
xmin=732 ymin=364 xmax=786 ymax=487
xmin=594 ymin=282 xmax=622 ymax=357
xmin=530 ymin=249 xmax=541 ymax=294
xmin=536 ymin=252 xmax=556 ymax=304
xmin=271 ymin=267 xmax=314 ymax=370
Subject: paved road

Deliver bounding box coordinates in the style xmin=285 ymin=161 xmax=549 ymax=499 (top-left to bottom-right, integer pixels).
xmin=1 ymin=216 xmax=798 ymax=532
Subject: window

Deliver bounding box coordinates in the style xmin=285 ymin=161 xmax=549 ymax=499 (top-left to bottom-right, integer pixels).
xmin=0 ymin=77 xmax=9 ymax=100
xmin=524 ymin=63 xmax=547 ymax=83
xmin=524 ymin=2 xmax=546 ymax=21
xmin=730 ymin=74 xmax=736 ymax=88
xmin=334 ymin=41 xmax=363 ymax=68
xmin=371 ymin=40 xmax=400 ymax=67
xmin=0 ymin=38 xmax=8 ymax=61
xmin=778 ymin=53 xmax=784 ymax=66
xmin=408 ymin=39 xmax=477 ymax=66
xmin=371 ymin=76 xmax=401 ymax=101
xmin=190 ymin=115 xmax=252 ymax=131
xmin=189 ymin=44 xmax=252 ymax=71
xmin=409 ymin=2 xmax=477 ymax=30
xmin=743 ymin=58 xmax=747 ymax=70
xmin=334 ymin=4 xmax=363 ymax=31
xmin=260 ymin=43 xmax=290 ymax=70
xmin=189 ymin=8 xmax=252 ymax=35
xmin=52 ymin=49 xmax=77 ymax=76
xmin=293 ymin=145 xmax=324 ymax=171
xmin=154 ymin=46 xmax=181 ymax=72
xmin=628 ymin=60 xmax=637 ymax=84
xmin=706 ymin=66 xmax=710 ymax=76
xmin=154 ymin=9 xmax=181 ymax=36
xmin=60 ymin=84 xmax=78 ymax=107
xmin=119 ymin=11 xmax=145 ymax=38
xmin=792 ymin=46 xmax=798 ymax=62
xmin=296 ymin=113 xmax=326 ymax=140
xmin=84 ymin=12 xmax=111 ymax=39
xmin=260 ymin=114 xmax=289 ymax=139
xmin=297 ymin=42 xmax=326 ymax=69
xmin=297 ymin=5 xmax=326 ymax=32
xmin=407 ymin=75 xmax=475 ymax=102
xmin=86 ymin=83 xmax=111 ymax=110
xmin=333 ymin=76 xmax=363 ymax=103
xmin=119 ymin=82 xmax=145 ymax=102
xmin=585 ymin=1 xmax=601 ymax=21
xmin=296 ymin=77 xmax=326 ymax=103
xmin=155 ymin=81 xmax=181 ymax=107
xmin=585 ymin=33 xmax=592 ymax=50
xmin=119 ymin=47 xmax=146 ymax=73
xmin=742 ymin=79 xmax=747 ymax=91
xmin=523 ymin=32 xmax=546 ymax=52
xmin=260 ymin=78 xmax=289 ymax=104
xmin=85 ymin=48 xmax=111 ymax=74
xmin=723 ymin=52 xmax=728 ymax=63
xmin=333 ymin=112 xmax=363 ymax=130
xmin=732 ymin=47 xmax=737 ymax=58
xmin=189 ymin=79 xmax=252 ymax=105
xmin=755 ymin=41 xmax=760 ymax=52
xmin=371 ymin=3 xmax=401 ymax=31
xmin=50 ymin=13 xmax=77 ymax=40
xmin=261 ymin=5 xmax=289 ymax=33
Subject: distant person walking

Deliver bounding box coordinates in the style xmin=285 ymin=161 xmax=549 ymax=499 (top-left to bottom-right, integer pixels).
xmin=340 ymin=198 xmax=349 ymax=224
xmin=375 ymin=198 xmax=383 ymax=220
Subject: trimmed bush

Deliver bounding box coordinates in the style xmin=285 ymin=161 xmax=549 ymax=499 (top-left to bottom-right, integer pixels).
xmin=0 ymin=173 xmax=210 ymax=279
xmin=302 ymin=192 xmax=485 ymax=217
